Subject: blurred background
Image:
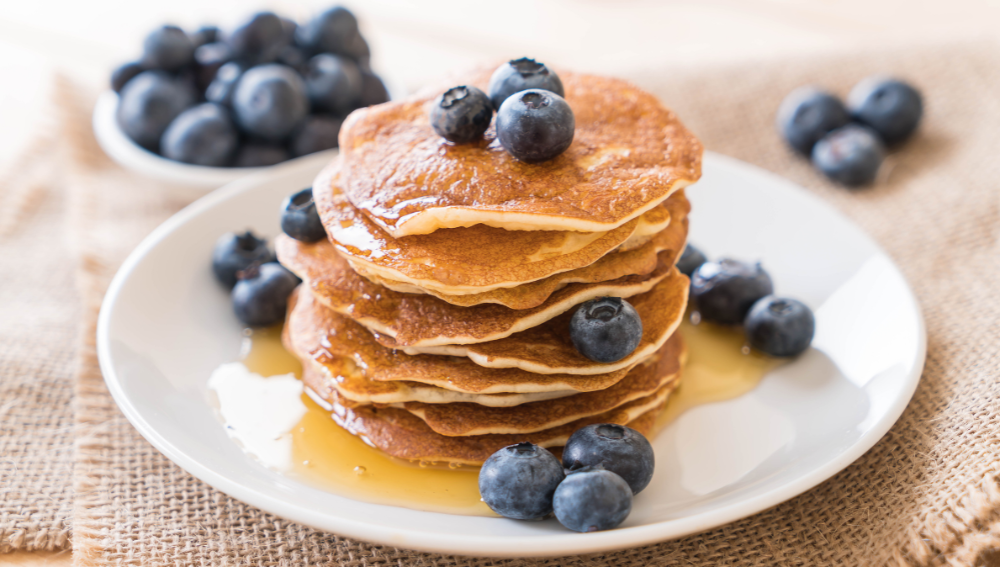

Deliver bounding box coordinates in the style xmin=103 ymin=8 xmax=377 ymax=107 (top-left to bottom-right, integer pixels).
xmin=2 ymin=0 xmax=999 ymax=176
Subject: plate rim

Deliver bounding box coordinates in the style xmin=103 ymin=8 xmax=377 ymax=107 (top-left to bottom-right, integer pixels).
xmin=96 ymin=152 xmax=926 ymax=557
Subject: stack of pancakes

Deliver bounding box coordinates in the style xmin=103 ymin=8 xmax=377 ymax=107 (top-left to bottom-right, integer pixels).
xmin=278 ymin=67 xmax=703 ymax=465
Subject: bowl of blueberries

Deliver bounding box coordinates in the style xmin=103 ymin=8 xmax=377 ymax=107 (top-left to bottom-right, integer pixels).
xmin=93 ymin=6 xmax=391 ymax=190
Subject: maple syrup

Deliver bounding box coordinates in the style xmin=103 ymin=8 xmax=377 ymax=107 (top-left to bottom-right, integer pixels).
xmin=240 ymin=326 xmax=490 ymax=516
xmin=237 ymin=316 xmax=776 ymax=516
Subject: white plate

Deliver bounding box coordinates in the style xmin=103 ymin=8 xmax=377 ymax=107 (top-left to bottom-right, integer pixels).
xmin=97 ymin=153 xmax=925 ymax=557
xmin=91 ymin=91 xmax=340 ymax=191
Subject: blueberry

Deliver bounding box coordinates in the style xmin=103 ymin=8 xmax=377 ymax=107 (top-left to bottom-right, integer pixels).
xmin=141 ymin=25 xmax=195 ymax=72
xmin=290 ymin=115 xmax=343 ymax=157
xmin=847 ymin=77 xmax=923 ymax=146
xmin=206 ymin=62 xmax=242 ymax=107
xmin=281 ymin=188 xmax=326 ymax=242
xmin=305 ymin=54 xmax=362 ymax=115
xmin=676 ymin=243 xmax=708 ymax=277
xmin=212 ymin=231 xmax=275 ymax=289
xmin=430 ymin=86 xmax=493 ymax=144
xmin=160 ymin=103 xmax=238 ymax=166
xmin=194 ymin=42 xmax=233 ymax=92
xmin=277 ymin=45 xmax=309 ymax=74
xmin=226 ymin=12 xmax=287 ymax=66
xmin=569 ymin=297 xmax=642 ymax=363
xmin=744 ymin=296 xmax=815 ymax=357
xmin=111 ymin=61 xmax=144 ymax=93
xmin=279 ymin=17 xmax=298 ymax=44
xmin=691 ymin=259 xmax=774 ymax=325
xmin=478 ymin=442 xmax=565 ymax=520
xmin=340 ymin=32 xmax=371 ymax=69
xmin=496 ymin=89 xmax=574 ymax=163
xmin=811 ymin=124 xmax=885 ymax=187
xmin=562 ymin=424 xmax=655 ymax=494
xmin=116 ymin=71 xmax=195 ymax=150
xmin=232 ymin=262 xmax=300 ymax=327
xmin=553 ymin=468 xmax=633 ymax=533
xmin=232 ymin=64 xmax=309 ymax=142
xmin=487 ymin=58 xmax=565 ymax=110
xmin=296 ymin=7 xmax=359 ymax=56
xmin=359 ymin=72 xmax=389 ymax=106
xmin=189 ymin=25 xmax=220 ymax=48
xmin=234 ymin=144 xmax=288 ymax=168
xmin=777 ymin=87 xmax=850 ymax=156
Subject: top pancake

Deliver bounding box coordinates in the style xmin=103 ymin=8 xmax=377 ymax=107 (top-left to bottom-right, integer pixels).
xmin=337 ymin=66 xmax=703 ymax=237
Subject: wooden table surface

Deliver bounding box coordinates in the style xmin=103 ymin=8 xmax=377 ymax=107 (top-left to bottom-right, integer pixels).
xmin=1 ymin=0 xmax=997 ymax=564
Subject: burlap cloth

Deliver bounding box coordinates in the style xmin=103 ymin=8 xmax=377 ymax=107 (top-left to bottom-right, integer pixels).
xmin=3 ymin=37 xmax=999 ymax=566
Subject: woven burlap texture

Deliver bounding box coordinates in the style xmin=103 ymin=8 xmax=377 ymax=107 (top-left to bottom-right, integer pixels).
xmin=65 ymin=40 xmax=1000 ymax=567
xmin=0 ymin=104 xmax=77 ymax=552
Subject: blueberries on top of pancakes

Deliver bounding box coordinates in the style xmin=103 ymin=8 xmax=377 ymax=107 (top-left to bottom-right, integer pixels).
xmin=430 ymin=58 xmax=574 ymax=163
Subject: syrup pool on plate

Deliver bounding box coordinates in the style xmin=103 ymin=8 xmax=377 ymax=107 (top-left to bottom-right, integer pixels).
xmin=227 ymin=317 xmax=779 ymax=516
xmin=239 ymin=326 xmax=490 ymax=516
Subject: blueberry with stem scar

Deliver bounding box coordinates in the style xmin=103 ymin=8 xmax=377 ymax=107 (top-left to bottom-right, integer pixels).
xmin=430 ymin=86 xmax=493 ymax=144
xmin=569 ymin=297 xmax=642 ymax=363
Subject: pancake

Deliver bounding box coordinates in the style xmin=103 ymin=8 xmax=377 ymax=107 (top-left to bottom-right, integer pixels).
xmin=278 ymin=234 xmax=677 ymax=348
xmin=314 ymin=160 xmax=676 ymax=294
xmin=286 ymin=287 xmax=641 ymax=394
xmin=361 ymin=190 xmax=690 ymax=308
xmin=284 ymin=315 xmax=575 ymax=407
xmin=401 ymin=333 xmax=684 ymax=436
xmin=304 ymin=368 xmax=672 ymax=465
xmin=401 ymin=268 xmax=689 ymax=376
xmin=337 ymin=66 xmax=702 ymax=237
xmin=300 ymin=355 xmax=574 ymax=407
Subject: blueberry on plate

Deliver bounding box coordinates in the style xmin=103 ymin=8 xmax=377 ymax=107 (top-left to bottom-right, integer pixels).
xmin=206 ymin=62 xmax=243 ymax=107
xmin=290 ymin=115 xmax=343 ymax=157
xmin=553 ymin=468 xmax=633 ymax=533
xmin=487 ymin=58 xmax=565 ymax=110
xmin=296 ymin=6 xmax=359 ymax=56
xmin=232 ymin=262 xmax=300 ymax=327
xmin=281 ymin=188 xmax=326 ymax=243
xmin=194 ymin=42 xmax=233 ymax=92
xmin=160 ymin=103 xmax=239 ymax=167
xmin=777 ymin=86 xmax=850 ymax=156
xmin=811 ymin=124 xmax=885 ymax=187
xmin=212 ymin=231 xmax=275 ymax=289
xmin=691 ymin=259 xmax=773 ymax=325
xmin=496 ymin=89 xmax=574 ymax=163
xmin=232 ymin=64 xmax=309 ymax=142
xmin=234 ymin=144 xmax=289 ymax=168
xmin=562 ymin=423 xmax=655 ymax=494
xmin=116 ymin=71 xmax=195 ymax=150
xmin=189 ymin=25 xmax=219 ymax=48
xmin=847 ymin=77 xmax=923 ymax=146
xmin=359 ymin=72 xmax=389 ymax=107
xmin=305 ymin=54 xmax=362 ymax=115
xmin=141 ymin=25 xmax=195 ymax=72
xmin=745 ymin=296 xmax=815 ymax=357
xmin=226 ymin=12 xmax=287 ymax=67
xmin=111 ymin=61 xmax=144 ymax=93
xmin=569 ymin=297 xmax=642 ymax=363
xmin=478 ymin=442 xmax=565 ymax=520
xmin=430 ymin=86 xmax=493 ymax=144
xmin=676 ymin=243 xmax=708 ymax=277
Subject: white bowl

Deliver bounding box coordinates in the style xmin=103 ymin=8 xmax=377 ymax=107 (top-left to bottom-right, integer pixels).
xmin=97 ymin=153 xmax=926 ymax=557
xmin=92 ymin=90 xmax=339 ymax=192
